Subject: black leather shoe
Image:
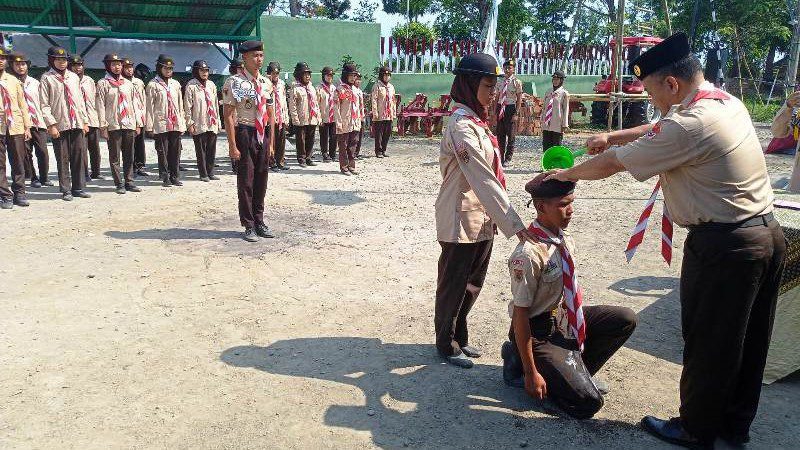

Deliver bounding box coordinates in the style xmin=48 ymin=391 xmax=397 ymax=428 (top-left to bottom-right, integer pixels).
xmin=13 ymin=196 xmax=30 ymax=207
xmin=279 ymin=165 xmax=290 ymax=171
xmin=125 ymin=184 xmax=142 ymax=193
xmin=501 ymin=341 xmax=525 ymax=387
xmin=461 ymin=345 xmax=481 ymax=358
xmin=71 ymin=190 xmax=91 ymax=198
xmin=255 ymin=223 xmax=275 ymax=238
xmin=171 ymin=179 xmax=183 ymax=187
xmin=641 ymin=416 xmax=711 ymax=449
xmin=136 ymin=169 xmax=151 ymax=177
xmin=31 ymin=180 xmax=43 ymax=188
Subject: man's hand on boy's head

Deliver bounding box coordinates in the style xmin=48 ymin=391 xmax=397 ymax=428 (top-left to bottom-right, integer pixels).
xmin=543 ymin=169 xmax=577 ymax=183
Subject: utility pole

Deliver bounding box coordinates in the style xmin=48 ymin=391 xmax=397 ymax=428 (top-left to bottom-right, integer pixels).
xmin=662 ymin=0 xmax=672 ymax=35
xmin=786 ymin=0 xmax=800 ymax=91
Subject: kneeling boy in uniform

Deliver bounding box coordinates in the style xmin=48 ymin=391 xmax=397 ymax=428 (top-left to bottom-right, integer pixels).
xmin=501 ymin=174 xmax=636 ymax=419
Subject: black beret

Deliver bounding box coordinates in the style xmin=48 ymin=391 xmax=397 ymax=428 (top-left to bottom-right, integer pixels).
xmin=239 ymin=40 xmax=263 ymax=54
xmin=525 ymin=174 xmax=576 ymax=200
xmin=453 ymin=53 xmax=502 ymax=77
xmin=156 ymin=54 xmax=174 ymax=67
xmin=321 ymin=66 xmax=335 ymax=75
xmin=9 ymin=52 xmax=30 ymax=64
xmin=47 ymin=46 xmax=69 ymax=58
xmin=69 ymin=55 xmax=85 ymax=65
xmin=552 ymin=70 xmax=566 ymax=79
xmin=102 ymin=53 xmax=122 ymax=63
xmin=192 ymin=60 xmax=209 ymax=69
xmin=630 ymin=32 xmax=691 ymax=80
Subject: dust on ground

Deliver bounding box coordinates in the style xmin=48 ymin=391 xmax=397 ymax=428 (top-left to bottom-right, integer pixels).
xmin=1 ymin=127 xmax=798 ymax=449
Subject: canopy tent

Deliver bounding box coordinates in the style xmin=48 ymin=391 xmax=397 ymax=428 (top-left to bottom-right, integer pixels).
xmin=0 ymin=0 xmax=270 ymax=54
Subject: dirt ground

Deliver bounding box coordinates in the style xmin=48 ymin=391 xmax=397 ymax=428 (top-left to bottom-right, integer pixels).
xmin=1 ymin=126 xmax=798 ymax=449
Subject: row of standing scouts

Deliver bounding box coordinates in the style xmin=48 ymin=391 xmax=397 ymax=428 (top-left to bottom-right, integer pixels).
xmin=0 ymin=42 xmax=397 ymax=219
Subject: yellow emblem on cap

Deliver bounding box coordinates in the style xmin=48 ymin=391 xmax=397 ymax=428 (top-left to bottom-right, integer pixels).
xmin=58 ymin=49 xmax=64 ymax=55
xmin=633 ymin=65 xmax=641 ymax=77
xmin=112 ymin=54 xmax=117 ymax=59
xmin=15 ymin=57 xmax=21 ymax=61
xmin=495 ymin=66 xmax=501 ymax=75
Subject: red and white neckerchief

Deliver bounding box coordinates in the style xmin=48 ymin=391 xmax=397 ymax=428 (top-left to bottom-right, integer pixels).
xmin=79 ymin=77 xmax=90 ymax=108
xmin=54 ymin=72 xmax=78 ymax=128
xmin=453 ymin=107 xmax=506 ymax=190
xmin=543 ymin=89 xmax=555 ymax=126
xmin=302 ymin=83 xmax=319 ymax=120
xmin=244 ymin=69 xmax=268 ymax=145
xmin=104 ymin=74 xmax=132 ymax=127
xmin=322 ymin=83 xmax=335 ymax=123
xmin=497 ymin=77 xmax=511 ymax=120
xmin=0 ymin=80 xmax=14 ymax=130
xmin=155 ymin=76 xmax=178 ymax=131
xmin=272 ymin=80 xmax=283 ymax=127
xmin=23 ymin=78 xmax=40 ymax=128
xmin=381 ymin=81 xmax=392 ymax=119
xmin=202 ymin=81 xmax=218 ymax=128
xmin=528 ymin=223 xmax=586 ymax=350
xmin=339 ymin=83 xmax=359 ymax=121
xmin=128 ymin=77 xmax=145 ymax=124
xmin=625 ymin=85 xmax=731 ymax=265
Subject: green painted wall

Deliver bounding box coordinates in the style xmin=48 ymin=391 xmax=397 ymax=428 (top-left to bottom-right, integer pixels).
xmin=387 ymin=74 xmax=600 ymax=103
xmin=260 ymin=16 xmax=380 ymax=76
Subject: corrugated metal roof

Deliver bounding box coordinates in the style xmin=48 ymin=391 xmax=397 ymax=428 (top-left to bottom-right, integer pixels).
xmin=0 ymin=0 xmax=268 ymax=41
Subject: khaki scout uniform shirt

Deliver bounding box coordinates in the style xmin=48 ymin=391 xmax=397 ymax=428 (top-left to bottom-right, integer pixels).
xmin=146 ymin=76 xmax=186 ymax=134
xmin=96 ymin=75 xmax=142 ymax=132
xmin=288 ymin=81 xmax=320 ymax=126
xmin=271 ymin=78 xmax=290 ymax=126
xmin=616 ymin=81 xmax=774 ymax=226
xmin=317 ymin=82 xmax=337 ymax=124
xmin=78 ymin=75 xmax=99 ymax=128
xmin=0 ymin=72 xmax=31 ymax=136
xmin=541 ymin=86 xmax=570 ymax=133
xmin=39 ymin=69 xmax=89 ymax=132
xmin=22 ymin=76 xmax=46 ymax=130
xmin=221 ymin=71 xmax=273 ymax=127
xmin=494 ymin=75 xmax=523 ymax=107
xmin=371 ymin=81 xmax=396 ymax=121
xmin=507 ymin=221 xmax=576 ymax=333
xmin=354 ymin=85 xmax=366 ymax=121
xmin=435 ymin=103 xmax=525 ymax=243
xmin=184 ymin=78 xmax=220 ymax=135
xmin=334 ymin=83 xmax=362 ymax=134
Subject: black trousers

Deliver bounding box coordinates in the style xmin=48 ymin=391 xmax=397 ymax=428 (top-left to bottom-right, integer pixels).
xmin=235 ymin=125 xmax=269 ymax=229
xmin=0 ymin=133 xmax=26 ymax=200
xmin=678 ymin=219 xmax=786 ymax=442
xmin=24 ymin=128 xmax=49 ymax=182
xmin=193 ymin=131 xmax=217 ymax=178
xmin=154 ymin=131 xmax=181 ymax=181
xmin=495 ymin=104 xmax=517 ymax=162
xmin=107 ymin=129 xmax=136 ymax=187
xmin=295 ymin=124 xmax=316 ymax=162
xmin=435 ymin=240 xmax=493 ymax=356
xmin=542 ymin=130 xmax=563 ymax=152
xmin=319 ymin=122 xmax=336 ymax=160
xmin=53 ymin=128 xmax=86 ymax=193
xmin=373 ymin=120 xmax=392 ymax=156
xmin=507 ymin=305 xmax=637 ymax=419
xmin=134 ymin=131 xmax=146 ymax=169
xmin=84 ymin=126 xmax=101 ymax=177
xmin=337 ymin=131 xmax=358 ymax=170
xmin=270 ymin=124 xmax=286 ymax=167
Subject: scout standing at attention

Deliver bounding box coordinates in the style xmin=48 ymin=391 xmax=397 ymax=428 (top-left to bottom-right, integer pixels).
xmin=68 ymin=55 xmax=103 ymax=181
xmin=146 ymin=54 xmax=186 ymax=187
xmin=266 ymin=61 xmax=290 ymax=172
xmin=541 ymin=70 xmax=569 ymax=152
xmin=184 ymin=60 xmax=220 ymax=182
xmin=96 ymin=53 xmax=142 ymax=195
xmin=547 ymin=33 xmax=784 ymax=448
xmin=493 ymin=59 xmax=522 ymax=166
xmin=434 ymin=53 xmax=535 ymax=368
xmin=502 ymin=174 xmax=637 ymax=419
xmin=40 ymin=46 xmax=91 ymax=201
xmin=353 ymin=73 xmax=366 ymax=159
xmin=222 ymin=40 xmax=275 ymax=242
xmin=10 ymin=52 xmax=52 ymax=189
xmin=0 ymin=48 xmax=32 ymax=209
xmin=370 ymin=65 xmax=395 ymax=158
xmin=317 ymin=66 xmax=337 ymax=162
xmin=334 ymin=63 xmax=361 ymax=176
xmin=288 ymin=62 xmax=320 ymax=167
xmin=123 ymin=57 xmax=149 ymax=177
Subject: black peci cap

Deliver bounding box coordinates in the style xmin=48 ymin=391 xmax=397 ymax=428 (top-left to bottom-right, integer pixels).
xmin=238 ymin=40 xmax=263 ymax=54
xmin=47 ymin=46 xmax=69 ymax=59
xmin=525 ymin=173 xmax=575 ymax=199
xmin=156 ymin=54 xmax=174 ymax=68
xmin=192 ymin=60 xmax=209 ymax=69
xmin=453 ymin=53 xmax=502 ymax=77
xmin=630 ymin=32 xmax=691 ymax=80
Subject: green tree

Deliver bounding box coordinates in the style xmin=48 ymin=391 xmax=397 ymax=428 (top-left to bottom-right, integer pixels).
xmin=497 ymin=0 xmax=534 ymax=42
xmin=392 ymin=21 xmax=438 ymax=42
xmin=319 ymin=0 xmax=351 ymax=18
xmin=434 ymin=0 xmax=490 ymax=40
xmin=352 ymin=0 xmax=379 ymax=21
xmin=381 ymin=0 xmax=435 ymax=21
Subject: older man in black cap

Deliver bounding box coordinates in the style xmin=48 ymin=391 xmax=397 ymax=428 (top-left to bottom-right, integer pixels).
xmin=541 ymin=70 xmax=569 ymax=153
xmin=501 ymin=173 xmax=637 ymax=419
xmin=222 ymin=40 xmax=275 ymax=242
xmin=184 ymin=59 xmax=220 ymax=181
xmin=547 ymin=32 xmax=783 ymax=448
xmin=146 ymin=54 xmax=186 ymax=187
